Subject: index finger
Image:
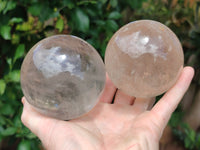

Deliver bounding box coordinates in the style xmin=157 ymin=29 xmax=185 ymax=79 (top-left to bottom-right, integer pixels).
xmin=99 ymin=73 xmax=117 ymax=103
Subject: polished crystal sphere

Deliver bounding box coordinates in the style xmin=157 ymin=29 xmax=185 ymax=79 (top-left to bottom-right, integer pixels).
xmin=21 ymin=35 xmax=105 ymax=120
xmin=105 ymin=20 xmax=184 ymax=98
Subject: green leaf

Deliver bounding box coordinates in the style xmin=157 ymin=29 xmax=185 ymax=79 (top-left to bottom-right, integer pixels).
xmin=196 ymin=134 xmax=200 ymax=148
xmin=16 ymin=22 xmax=32 ymax=31
xmin=11 ymin=34 xmax=20 ymax=44
xmin=100 ymin=0 xmax=108 ymax=4
xmin=0 ymin=116 xmax=6 ymax=125
xmin=0 ymin=25 xmax=11 ymax=40
xmin=108 ymin=11 xmax=121 ymax=20
xmin=1 ymin=127 xmax=17 ymax=136
xmin=13 ymin=44 xmax=25 ymax=63
xmin=126 ymin=0 xmax=146 ymax=9
xmin=95 ymin=20 xmax=105 ymax=26
xmin=13 ymin=113 xmax=22 ymax=127
xmin=0 ymin=79 xmax=6 ymax=95
xmin=110 ymin=0 xmax=118 ymax=7
xmin=0 ymin=104 xmax=14 ymax=116
xmin=62 ymin=0 xmax=75 ymax=9
xmin=28 ymin=4 xmax=42 ymax=16
xmin=38 ymin=5 xmax=59 ymax=22
xmin=77 ymin=0 xmax=97 ymax=5
xmin=189 ymin=130 xmax=195 ymax=142
xmin=9 ymin=17 xmax=23 ymax=24
xmin=105 ymin=20 xmax=118 ymax=31
xmin=56 ymin=17 xmax=64 ymax=32
xmin=18 ymin=140 xmax=32 ymax=150
xmin=26 ymin=132 xmax=37 ymax=139
xmin=0 ymin=1 xmax=6 ymax=13
xmin=169 ymin=112 xmax=183 ymax=127
xmin=74 ymin=9 xmax=90 ymax=32
xmin=5 ymin=70 xmax=20 ymax=83
xmin=3 ymin=1 xmax=16 ymax=14
xmin=184 ymin=136 xmax=191 ymax=148
xmin=0 ymin=126 xmax=4 ymax=132
xmin=6 ymin=58 xmax=12 ymax=70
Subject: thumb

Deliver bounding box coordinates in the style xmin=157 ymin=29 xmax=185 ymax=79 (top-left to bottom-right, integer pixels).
xmin=150 ymin=67 xmax=194 ymax=137
xmin=21 ymin=97 xmax=62 ymax=148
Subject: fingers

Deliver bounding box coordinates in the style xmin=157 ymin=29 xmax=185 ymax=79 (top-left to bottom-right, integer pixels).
xmin=99 ymin=73 xmax=117 ymax=103
xmin=21 ymin=97 xmax=60 ymax=143
xmin=114 ymin=89 xmax=135 ymax=105
xmin=151 ymin=67 xmax=194 ymax=131
xmin=132 ymin=97 xmax=155 ymax=112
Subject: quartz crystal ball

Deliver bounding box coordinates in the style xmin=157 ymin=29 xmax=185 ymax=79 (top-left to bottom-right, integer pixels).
xmin=21 ymin=35 xmax=105 ymax=120
xmin=105 ymin=20 xmax=184 ymax=98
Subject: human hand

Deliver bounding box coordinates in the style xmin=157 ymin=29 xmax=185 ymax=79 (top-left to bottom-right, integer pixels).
xmin=21 ymin=67 xmax=194 ymax=150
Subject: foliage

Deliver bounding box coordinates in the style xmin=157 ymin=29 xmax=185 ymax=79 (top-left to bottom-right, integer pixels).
xmin=170 ymin=112 xmax=200 ymax=150
xmin=0 ymin=0 xmax=199 ymax=149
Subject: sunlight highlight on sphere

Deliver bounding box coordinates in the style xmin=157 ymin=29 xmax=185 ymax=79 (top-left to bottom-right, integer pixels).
xmin=105 ymin=20 xmax=184 ymax=98
xmin=21 ymin=35 xmax=106 ymax=120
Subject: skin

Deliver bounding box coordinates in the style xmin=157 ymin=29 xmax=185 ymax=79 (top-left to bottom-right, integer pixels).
xmin=21 ymin=67 xmax=194 ymax=150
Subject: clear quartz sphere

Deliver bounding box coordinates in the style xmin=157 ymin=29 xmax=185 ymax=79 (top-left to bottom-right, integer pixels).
xmin=20 ymin=35 xmax=106 ymax=120
xmin=105 ymin=20 xmax=184 ymax=98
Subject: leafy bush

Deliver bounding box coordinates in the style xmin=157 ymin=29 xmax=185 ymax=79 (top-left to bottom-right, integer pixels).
xmin=0 ymin=0 xmax=132 ymax=149
xmin=0 ymin=0 xmax=199 ymax=149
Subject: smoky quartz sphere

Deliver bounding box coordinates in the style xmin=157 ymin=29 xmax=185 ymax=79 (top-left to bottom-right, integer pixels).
xmin=105 ymin=20 xmax=184 ymax=98
xmin=21 ymin=35 xmax=105 ymax=120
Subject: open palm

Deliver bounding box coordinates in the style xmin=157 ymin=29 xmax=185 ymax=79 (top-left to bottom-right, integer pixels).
xmin=21 ymin=67 xmax=194 ymax=150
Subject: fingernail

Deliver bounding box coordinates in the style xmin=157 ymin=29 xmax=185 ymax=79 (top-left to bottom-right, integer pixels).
xmin=21 ymin=97 xmax=25 ymax=104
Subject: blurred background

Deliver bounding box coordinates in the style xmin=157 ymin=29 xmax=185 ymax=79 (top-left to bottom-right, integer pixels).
xmin=0 ymin=0 xmax=199 ymax=149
